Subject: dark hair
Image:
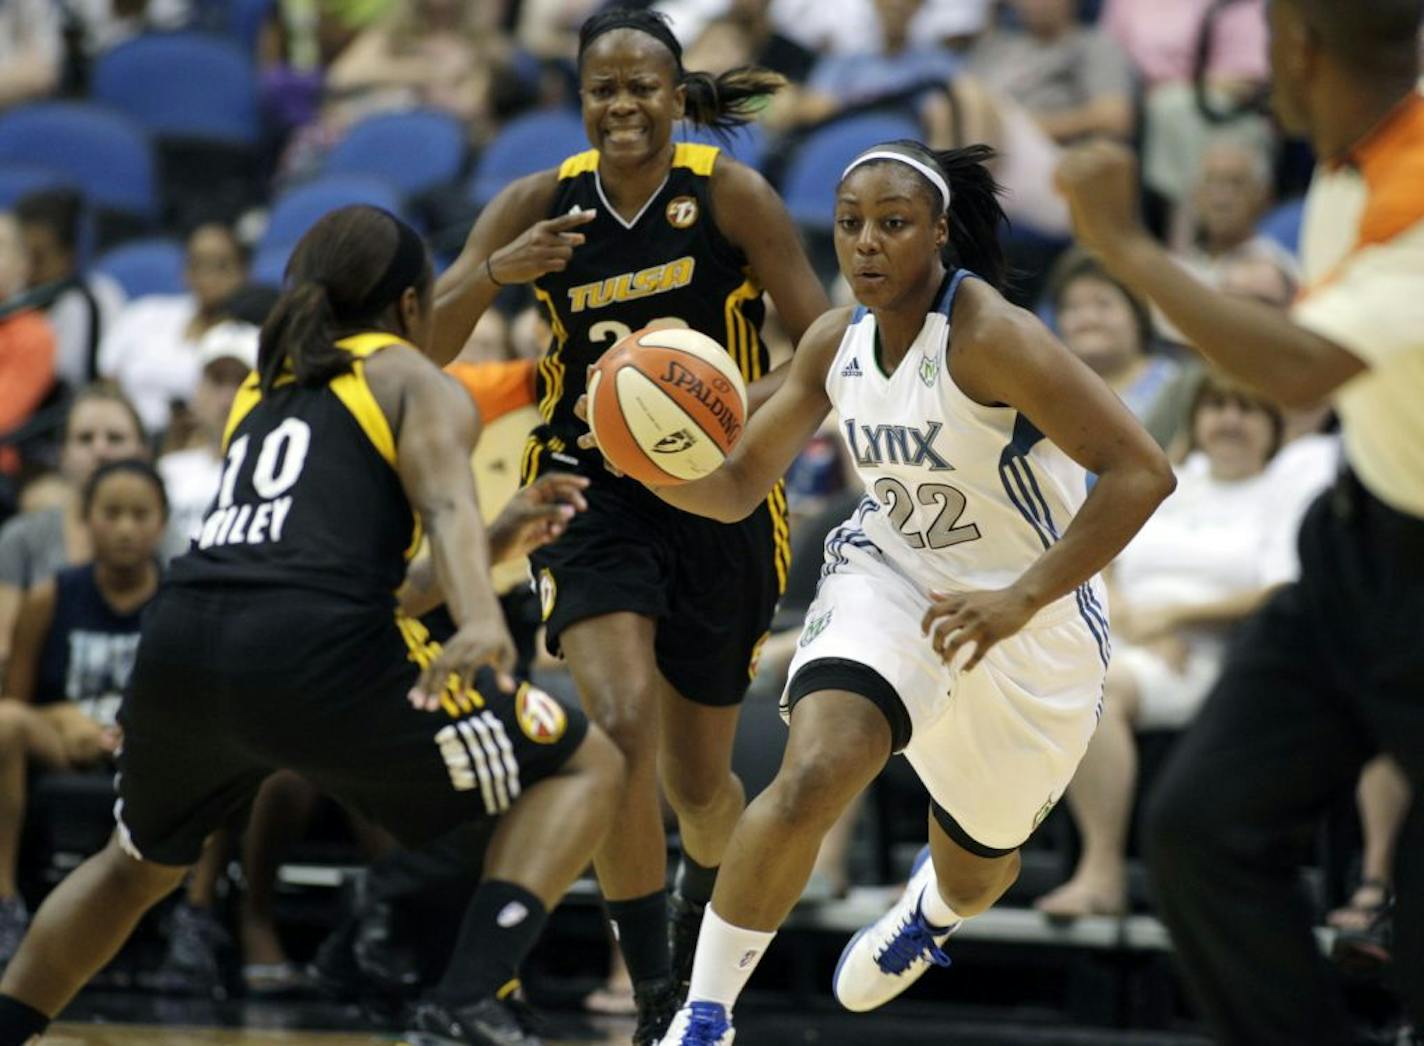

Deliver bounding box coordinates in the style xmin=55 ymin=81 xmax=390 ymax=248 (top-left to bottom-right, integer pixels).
xmin=1188 ymin=368 xmax=1284 ymax=462
xmin=14 ymin=188 xmax=83 ymax=252
xmin=577 ymin=7 xmax=785 ymax=136
xmin=1046 ymin=248 xmax=1154 ymax=350
xmin=840 ymin=141 xmax=1010 ymax=291
xmin=1287 ymin=0 xmax=1422 ymax=76
xmin=258 ymin=206 xmax=431 ymax=393
xmin=65 ymin=381 xmax=147 ymax=447
xmin=82 ymin=458 xmax=169 ymax=520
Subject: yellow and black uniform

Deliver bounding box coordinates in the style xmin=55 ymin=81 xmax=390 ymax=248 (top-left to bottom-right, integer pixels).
xmin=114 ymin=334 xmax=587 ymax=866
xmin=524 ymin=144 xmax=790 ymax=705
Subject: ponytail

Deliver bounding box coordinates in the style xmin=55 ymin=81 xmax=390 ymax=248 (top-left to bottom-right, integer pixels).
xmin=680 ymin=67 xmax=786 ymax=134
xmin=930 ymin=144 xmax=1009 ymax=292
xmin=257 ymin=281 xmax=351 ymax=393
xmin=256 ymin=206 xmax=431 ymax=394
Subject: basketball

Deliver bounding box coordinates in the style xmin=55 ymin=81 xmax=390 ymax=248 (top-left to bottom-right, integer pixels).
xmin=587 ymin=326 xmax=748 ymax=486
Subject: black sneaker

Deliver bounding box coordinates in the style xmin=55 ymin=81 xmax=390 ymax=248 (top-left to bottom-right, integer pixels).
xmin=668 ymin=891 xmax=705 ymax=996
xmin=0 ymin=895 xmax=29 ymax=967
xmin=1333 ymin=896 xmax=1394 ymax=974
xmin=404 ymin=996 xmax=543 ymax=1045
xmin=632 ymin=977 xmax=683 ymax=1046
xmin=147 ymin=902 xmax=229 ymax=997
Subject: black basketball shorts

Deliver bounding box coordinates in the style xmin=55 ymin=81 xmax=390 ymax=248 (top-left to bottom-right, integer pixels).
xmin=114 ymin=584 xmax=587 ymax=867
xmin=525 ymin=449 xmax=789 ymax=707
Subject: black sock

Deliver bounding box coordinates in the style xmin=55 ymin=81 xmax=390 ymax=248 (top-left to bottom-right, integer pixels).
xmin=606 ymin=889 xmax=671 ymax=986
xmin=433 ymin=880 xmax=547 ymax=1007
xmin=0 ymin=995 xmax=49 ymax=1046
xmin=674 ymin=853 xmax=718 ymax=907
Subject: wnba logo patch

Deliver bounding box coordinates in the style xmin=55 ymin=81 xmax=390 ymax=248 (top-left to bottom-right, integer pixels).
xmin=538 ymin=568 xmax=556 ymax=621
xmin=666 ymin=195 xmax=698 ymax=229
xmin=516 ymin=685 xmax=568 ymax=744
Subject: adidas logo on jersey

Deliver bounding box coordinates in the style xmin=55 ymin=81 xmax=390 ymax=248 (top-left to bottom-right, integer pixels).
xmin=841 ymin=357 xmax=863 ymax=378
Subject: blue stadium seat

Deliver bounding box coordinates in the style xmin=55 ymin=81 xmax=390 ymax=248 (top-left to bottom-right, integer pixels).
xmin=94 ymin=238 xmax=187 ymax=299
xmin=255 ymin=175 xmax=407 ymax=284
xmin=467 ymin=109 xmax=586 ymax=208
xmin=1258 ymin=197 xmax=1305 ymax=257
xmin=93 ymin=32 xmax=261 ymax=146
xmin=230 ymin=0 xmax=275 ymax=53
xmin=675 ymin=121 xmax=768 ymax=172
xmin=780 ymin=113 xmax=922 ymax=230
xmin=323 ymin=109 xmax=468 ymax=196
xmin=0 ymin=164 xmax=74 ymax=208
xmin=0 ymin=103 xmax=157 ymax=220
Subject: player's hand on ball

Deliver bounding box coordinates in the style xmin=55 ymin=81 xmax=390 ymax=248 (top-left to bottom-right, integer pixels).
xmin=487 ymin=209 xmax=597 ymax=285
xmin=1054 ymin=140 xmax=1149 ymax=263
xmin=922 ymin=587 xmax=1038 ymax=672
xmin=489 ymin=471 xmax=590 ymax=562
xmin=409 ymin=618 xmax=518 ymax=711
xmin=574 ymin=384 xmax=625 ymax=477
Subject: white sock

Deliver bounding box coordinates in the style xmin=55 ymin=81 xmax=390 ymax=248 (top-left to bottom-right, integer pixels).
xmin=919 ymin=875 xmax=964 ymax=931
xmin=685 ymin=905 xmax=776 ymax=1011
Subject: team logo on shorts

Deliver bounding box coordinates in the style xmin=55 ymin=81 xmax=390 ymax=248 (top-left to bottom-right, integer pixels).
xmin=516 ymin=685 xmax=568 ymax=744
xmin=1032 ymin=794 xmax=1058 ymax=829
xmin=538 ymin=568 xmax=556 ymax=621
xmin=799 ymin=608 xmax=833 ymax=647
xmin=666 ymin=195 xmax=699 ymax=229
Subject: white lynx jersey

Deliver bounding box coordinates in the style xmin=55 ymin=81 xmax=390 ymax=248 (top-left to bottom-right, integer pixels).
xmin=822 ymin=271 xmax=1110 ymax=661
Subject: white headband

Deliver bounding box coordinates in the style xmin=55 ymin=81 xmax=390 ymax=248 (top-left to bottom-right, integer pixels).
xmin=841 ymin=151 xmax=951 ymax=212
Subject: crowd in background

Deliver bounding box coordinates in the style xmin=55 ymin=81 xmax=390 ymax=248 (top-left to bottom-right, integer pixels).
xmin=0 ymin=0 xmax=1414 ymax=1027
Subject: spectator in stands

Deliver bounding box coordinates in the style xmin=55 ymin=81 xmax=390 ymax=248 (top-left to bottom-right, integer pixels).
xmin=14 ymin=190 xmax=126 ymax=392
xmin=775 ymin=0 xmax=961 ymax=130
xmin=1101 ymin=0 xmax=1274 ymax=213
xmin=0 ymin=0 xmax=61 ymax=111
xmin=0 ymin=459 xmax=165 ymax=964
xmin=1177 ymin=137 xmax=1296 ymax=286
xmin=1036 ymin=372 xmax=1303 ymax=918
xmin=0 ymin=386 xmax=148 ymax=685
xmin=0 ymin=214 xmax=57 ymax=481
xmin=455 ymin=309 xmax=512 ymax=365
xmin=156 ymin=321 xmax=258 ymax=562
xmin=1048 ymin=250 xmax=1188 ymax=447
xmin=968 ymin=0 xmax=1135 ymax=146
xmin=673 ymin=1 xmax=819 ymax=86
xmin=98 ymin=223 xmax=248 ymax=438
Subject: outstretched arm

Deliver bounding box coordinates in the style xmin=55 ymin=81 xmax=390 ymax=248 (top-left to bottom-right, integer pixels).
xmin=1055 ymin=142 xmax=1366 ymax=405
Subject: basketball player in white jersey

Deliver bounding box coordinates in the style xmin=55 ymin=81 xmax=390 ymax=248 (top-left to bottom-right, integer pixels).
xmin=580 ymin=140 xmax=1176 ymax=1044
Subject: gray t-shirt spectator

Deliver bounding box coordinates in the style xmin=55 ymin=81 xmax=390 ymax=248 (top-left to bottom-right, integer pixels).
xmin=970 ymin=25 xmax=1133 ymax=141
xmin=0 ymin=508 xmax=68 ymax=590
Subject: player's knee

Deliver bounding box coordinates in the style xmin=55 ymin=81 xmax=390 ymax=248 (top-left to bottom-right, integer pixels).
xmin=577 ymin=683 xmax=658 ymax=765
xmin=766 ymin=760 xmax=855 ymax=831
xmin=662 ymin=761 xmax=737 ymax=819
xmin=102 ymin=836 xmax=188 ymax=903
xmin=572 ymin=724 xmax=627 ymax=798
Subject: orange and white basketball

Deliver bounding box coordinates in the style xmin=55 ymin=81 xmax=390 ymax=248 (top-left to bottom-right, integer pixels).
xmin=587 ymin=327 xmax=748 ymax=487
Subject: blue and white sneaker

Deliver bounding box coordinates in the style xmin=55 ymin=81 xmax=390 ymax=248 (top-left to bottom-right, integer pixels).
xmin=833 ymin=845 xmax=956 ymax=1012
xmin=657 ymin=1001 xmax=735 ymax=1045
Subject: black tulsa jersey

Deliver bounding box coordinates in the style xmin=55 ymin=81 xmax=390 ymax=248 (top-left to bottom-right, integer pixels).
xmin=530 ymin=143 xmax=769 ymax=454
xmin=167 ymin=333 xmax=420 ymax=603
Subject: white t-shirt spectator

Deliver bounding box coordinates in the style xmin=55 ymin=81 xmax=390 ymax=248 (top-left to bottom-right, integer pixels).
xmin=158 ymin=446 xmax=222 ymax=562
xmin=49 ymin=274 xmax=127 ymax=389
xmin=98 ymin=295 xmax=203 ymax=434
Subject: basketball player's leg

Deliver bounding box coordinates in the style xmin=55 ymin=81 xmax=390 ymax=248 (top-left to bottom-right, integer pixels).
xmin=0 ymin=835 xmax=189 ymax=1023
xmin=658 ymin=694 xmax=743 ymax=885
xmin=1144 ymin=585 xmax=1371 ymax=1043
xmin=661 ymin=688 xmax=890 ymax=1042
